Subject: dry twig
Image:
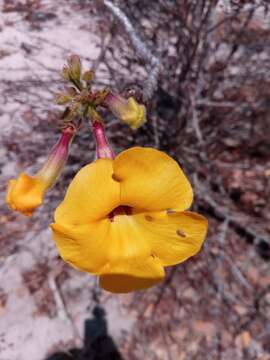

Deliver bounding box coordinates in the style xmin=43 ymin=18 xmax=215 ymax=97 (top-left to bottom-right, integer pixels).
xmin=48 ymin=274 xmax=82 ymax=343
xmin=103 ymin=0 xmax=161 ymax=101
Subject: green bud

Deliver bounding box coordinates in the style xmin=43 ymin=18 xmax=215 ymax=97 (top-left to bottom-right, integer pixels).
xmin=67 ymin=55 xmax=81 ymax=81
xmin=62 ymin=66 xmax=71 ymax=81
xmin=82 ymin=70 xmax=94 ymax=83
xmin=55 ymin=93 xmax=71 ymax=105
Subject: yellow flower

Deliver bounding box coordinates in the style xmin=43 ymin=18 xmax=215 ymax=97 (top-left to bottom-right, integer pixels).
xmin=6 ymin=174 xmax=47 ymax=216
xmin=6 ymin=126 xmax=74 ymax=216
xmin=120 ymin=97 xmax=146 ymax=129
xmin=51 ymin=147 xmax=208 ymax=293
xmin=104 ymin=92 xmax=146 ymax=130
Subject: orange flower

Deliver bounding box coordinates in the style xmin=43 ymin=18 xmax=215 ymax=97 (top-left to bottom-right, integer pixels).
xmin=6 ymin=127 xmax=74 ymax=216
xmin=51 ymin=147 xmax=208 ymax=293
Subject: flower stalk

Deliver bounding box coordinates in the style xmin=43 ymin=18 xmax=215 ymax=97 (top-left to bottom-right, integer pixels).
xmin=90 ymin=112 xmax=115 ymax=160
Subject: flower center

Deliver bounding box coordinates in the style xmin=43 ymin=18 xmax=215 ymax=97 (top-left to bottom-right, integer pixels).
xmin=108 ymin=205 xmax=132 ymax=222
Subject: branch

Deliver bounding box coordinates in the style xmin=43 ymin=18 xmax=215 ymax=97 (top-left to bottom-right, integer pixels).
xmin=103 ymin=0 xmax=161 ymax=101
xmin=190 ymin=92 xmax=204 ymax=143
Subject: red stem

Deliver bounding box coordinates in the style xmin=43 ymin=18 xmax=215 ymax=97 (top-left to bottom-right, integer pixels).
xmin=92 ymin=121 xmax=115 ymax=159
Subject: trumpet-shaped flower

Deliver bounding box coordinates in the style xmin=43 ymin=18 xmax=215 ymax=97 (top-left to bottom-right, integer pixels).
xmin=104 ymin=92 xmax=146 ymax=130
xmin=51 ymin=147 xmax=208 ymax=293
xmin=6 ymin=126 xmax=74 ymax=216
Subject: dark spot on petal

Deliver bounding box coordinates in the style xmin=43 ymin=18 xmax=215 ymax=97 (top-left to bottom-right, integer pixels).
xmin=145 ymin=215 xmax=153 ymax=222
xmin=176 ymin=229 xmax=186 ymax=237
xmin=167 ymin=209 xmax=176 ymax=214
xmin=112 ymin=173 xmax=121 ymax=182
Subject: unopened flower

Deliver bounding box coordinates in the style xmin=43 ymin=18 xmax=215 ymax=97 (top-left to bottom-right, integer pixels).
xmin=51 ymin=147 xmax=207 ymax=293
xmin=62 ymin=55 xmax=81 ymax=83
xmin=6 ymin=126 xmax=75 ymax=216
xmin=104 ymin=92 xmax=146 ymax=130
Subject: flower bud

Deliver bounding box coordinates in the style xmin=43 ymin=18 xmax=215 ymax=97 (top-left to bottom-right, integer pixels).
xmin=55 ymin=92 xmax=71 ymax=105
xmin=6 ymin=126 xmax=75 ymax=216
xmin=62 ymin=55 xmax=82 ymax=89
xmin=67 ymin=55 xmax=81 ymax=81
xmin=104 ymin=92 xmax=146 ymax=130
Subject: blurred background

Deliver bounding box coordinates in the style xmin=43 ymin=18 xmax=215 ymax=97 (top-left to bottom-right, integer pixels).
xmin=0 ymin=0 xmax=270 ymax=359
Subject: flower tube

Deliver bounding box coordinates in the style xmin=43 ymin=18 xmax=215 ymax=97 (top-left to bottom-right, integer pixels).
xmin=6 ymin=126 xmax=75 ymax=216
xmin=92 ymin=120 xmax=115 ymax=160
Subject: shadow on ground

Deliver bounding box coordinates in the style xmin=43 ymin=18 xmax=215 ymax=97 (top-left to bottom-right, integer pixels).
xmin=45 ymin=305 xmax=123 ymax=360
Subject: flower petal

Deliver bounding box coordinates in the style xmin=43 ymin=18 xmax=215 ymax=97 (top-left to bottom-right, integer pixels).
xmin=99 ymin=214 xmax=164 ymax=293
xmin=50 ymin=219 xmax=110 ymax=273
xmin=113 ymin=147 xmax=193 ymax=212
xmin=99 ymin=255 xmax=164 ymax=293
xmin=54 ymin=159 xmax=120 ymax=225
xmin=6 ymin=173 xmax=45 ymax=216
xmin=134 ymin=210 xmax=208 ymax=266
xmin=51 ymin=211 xmax=152 ymax=275
xmin=51 ymin=210 xmax=165 ymax=289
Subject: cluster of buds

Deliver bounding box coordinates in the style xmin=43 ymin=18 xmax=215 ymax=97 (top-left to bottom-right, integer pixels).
xmin=6 ymin=55 xmax=147 ymax=216
xmin=56 ymin=55 xmax=146 ymax=130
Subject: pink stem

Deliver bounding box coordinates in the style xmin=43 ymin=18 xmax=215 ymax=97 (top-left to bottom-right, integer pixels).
xmin=92 ymin=121 xmax=115 ymax=159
